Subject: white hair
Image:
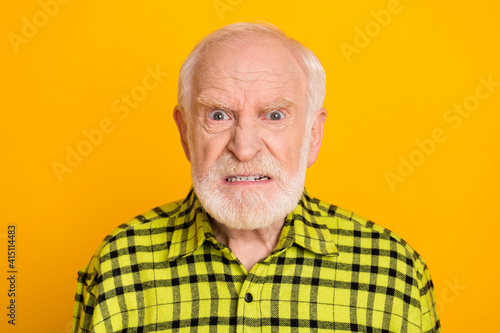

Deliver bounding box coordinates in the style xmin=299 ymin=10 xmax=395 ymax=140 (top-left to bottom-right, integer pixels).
xmin=177 ymin=22 xmax=326 ymax=123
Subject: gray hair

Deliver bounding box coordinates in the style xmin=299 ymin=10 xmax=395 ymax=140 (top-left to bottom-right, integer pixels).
xmin=177 ymin=22 xmax=326 ymax=122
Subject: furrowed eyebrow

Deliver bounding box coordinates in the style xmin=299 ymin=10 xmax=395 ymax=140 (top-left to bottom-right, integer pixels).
xmin=260 ymin=97 xmax=296 ymax=112
xmin=196 ymin=94 xmax=233 ymax=111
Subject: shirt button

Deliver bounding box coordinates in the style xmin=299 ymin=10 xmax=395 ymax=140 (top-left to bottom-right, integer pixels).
xmin=244 ymin=293 xmax=253 ymax=303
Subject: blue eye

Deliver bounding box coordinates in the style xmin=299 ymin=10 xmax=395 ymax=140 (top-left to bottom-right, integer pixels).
xmin=266 ymin=110 xmax=285 ymax=120
xmin=208 ymin=110 xmax=230 ymax=121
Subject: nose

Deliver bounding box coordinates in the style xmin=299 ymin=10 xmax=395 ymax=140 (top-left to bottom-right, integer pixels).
xmin=227 ymin=117 xmax=263 ymax=162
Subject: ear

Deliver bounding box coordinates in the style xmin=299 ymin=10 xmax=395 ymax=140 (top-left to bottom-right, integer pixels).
xmin=307 ymin=108 xmax=327 ymax=168
xmin=173 ymin=106 xmax=191 ymax=162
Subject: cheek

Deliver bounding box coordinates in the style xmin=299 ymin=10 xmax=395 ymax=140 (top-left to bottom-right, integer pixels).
xmin=265 ymin=132 xmax=305 ymax=172
xmin=192 ymin=132 xmax=231 ymax=173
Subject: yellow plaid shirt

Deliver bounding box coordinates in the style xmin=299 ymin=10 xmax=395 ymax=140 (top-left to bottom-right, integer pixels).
xmin=72 ymin=188 xmax=441 ymax=332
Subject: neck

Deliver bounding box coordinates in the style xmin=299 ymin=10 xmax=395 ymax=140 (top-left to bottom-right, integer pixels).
xmin=209 ymin=217 xmax=285 ymax=272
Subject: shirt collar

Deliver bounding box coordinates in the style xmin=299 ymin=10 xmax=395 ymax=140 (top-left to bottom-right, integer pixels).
xmin=272 ymin=189 xmax=339 ymax=257
xmin=166 ymin=187 xmax=339 ymax=261
xmin=166 ymin=188 xmax=214 ymax=261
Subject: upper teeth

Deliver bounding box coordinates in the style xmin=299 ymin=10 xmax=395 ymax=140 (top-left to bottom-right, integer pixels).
xmin=226 ymin=175 xmax=270 ymax=182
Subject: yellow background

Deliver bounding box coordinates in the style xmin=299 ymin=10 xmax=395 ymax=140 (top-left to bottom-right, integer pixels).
xmin=1 ymin=0 xmax=499 ymax=331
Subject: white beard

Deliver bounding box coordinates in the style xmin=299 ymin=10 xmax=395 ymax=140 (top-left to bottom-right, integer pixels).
xmin=191 ymin=138 xmax=310 ymax=230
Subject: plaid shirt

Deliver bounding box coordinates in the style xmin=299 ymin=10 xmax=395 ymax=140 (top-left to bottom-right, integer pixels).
xmin=72 ymin=188 xmax=441 ymax=332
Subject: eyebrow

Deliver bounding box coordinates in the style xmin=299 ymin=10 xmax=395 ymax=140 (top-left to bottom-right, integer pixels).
xmin=196 ymin=94 xmax=233 ymax=111
xmin=196 ymin=94 xmax=296 ymax=112
xmin=260 ymin=97 xmax=296 ymax=112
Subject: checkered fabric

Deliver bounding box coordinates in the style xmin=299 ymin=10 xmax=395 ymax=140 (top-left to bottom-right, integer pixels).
xmin=72 ymin=188 xmax=441 ymax=332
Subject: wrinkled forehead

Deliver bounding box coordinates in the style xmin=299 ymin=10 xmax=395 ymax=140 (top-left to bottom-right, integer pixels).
xmin=191 ymin=36 xmax=308 ymax=103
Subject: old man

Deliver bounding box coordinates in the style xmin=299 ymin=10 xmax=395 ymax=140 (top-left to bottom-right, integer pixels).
xmin=73 ymin=22 xmax=440 ymax=332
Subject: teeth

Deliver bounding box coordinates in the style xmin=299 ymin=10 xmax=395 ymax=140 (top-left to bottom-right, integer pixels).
xmin=226 ymin=175 xmax=270 ymax=182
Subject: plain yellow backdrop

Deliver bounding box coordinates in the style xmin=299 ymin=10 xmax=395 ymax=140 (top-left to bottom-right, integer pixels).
xmin=1 ymin=0 xmax=499 ymax=332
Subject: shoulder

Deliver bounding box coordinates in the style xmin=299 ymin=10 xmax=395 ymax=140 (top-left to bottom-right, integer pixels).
xmin=77 ymin=197 xmax=186 ymax=279
xmin=304 ymin=193 xmax=426 ymax=269
xmin=99 ymin=198 xmax=185 ymax=254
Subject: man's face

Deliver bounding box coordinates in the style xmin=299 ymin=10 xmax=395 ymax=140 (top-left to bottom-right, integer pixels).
xmin=175 ymin=36 xmax=326 ymax=230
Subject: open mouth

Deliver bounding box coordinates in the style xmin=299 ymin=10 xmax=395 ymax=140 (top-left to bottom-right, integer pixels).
xmin=225 ymin=175 xmax=271 ymax=182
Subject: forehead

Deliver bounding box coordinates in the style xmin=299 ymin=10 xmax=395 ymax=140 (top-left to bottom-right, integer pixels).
xmin=191 ymin=36 xmax=308 ymax=108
